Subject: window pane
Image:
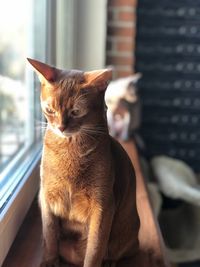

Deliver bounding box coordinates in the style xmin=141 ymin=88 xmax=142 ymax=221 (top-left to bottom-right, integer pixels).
xmin=0 ymin=0 xmax=46 ymax=211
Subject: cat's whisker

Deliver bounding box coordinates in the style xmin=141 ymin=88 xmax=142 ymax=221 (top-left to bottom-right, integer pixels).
xmin=38 ymin=123 xmax=48 ymax=127
xmin=83 ymin=129 xmax=106 ymax=134
xmin=38 ymin=126 xmax=48 ymax=130
xmin=35 ymin=120 xmax=48 ymax=127
xmin=83 ymin=125 xmax=106 ymax=130
xmin=83 ymin=126 xmax=105 ymax=130
xmin=35 ymin=120 xmax=49 ymax=132
xmin=35 ymin=126 xmax=48 ymax=132
xmin=35 ymin=119 xmax=48 ymax=123
xmin=80 ymin=131 xmax=96 ymax=141
xmin=81 ymin=126 xmax=107 ymax=137
xmin=83 ymin=127 xmax=106 ymax=132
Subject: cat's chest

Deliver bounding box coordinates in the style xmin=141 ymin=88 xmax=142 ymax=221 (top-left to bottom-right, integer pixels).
xmin=41 ymin=148 xmax=92 ymax=222
xmin=43 ymin=180 xmax=92 ymax=223
xmin=41 ymin=142 xmax=86 ymax=180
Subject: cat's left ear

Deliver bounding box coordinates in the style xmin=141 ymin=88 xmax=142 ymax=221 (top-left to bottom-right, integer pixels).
xmin=83 ymin=69 xmax=112 ymax=91
xmin=27 ymin=58 xmax=60 ymax=85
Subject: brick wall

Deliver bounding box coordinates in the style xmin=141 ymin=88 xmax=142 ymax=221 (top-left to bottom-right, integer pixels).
xmin=106 ymin=0 xmax=138 ymax=78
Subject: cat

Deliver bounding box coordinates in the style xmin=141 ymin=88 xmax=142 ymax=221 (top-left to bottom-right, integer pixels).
xmin=27 ymin=58 xmax=140 ymax=267
xmin=105 ymin=74 xmax=142 ymax=141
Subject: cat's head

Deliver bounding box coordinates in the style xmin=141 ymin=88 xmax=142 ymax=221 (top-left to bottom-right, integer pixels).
xmin=27 ymin=58 xmax=112 ymax=138
xmin=105 ymin=73 xmax=142 ymax=112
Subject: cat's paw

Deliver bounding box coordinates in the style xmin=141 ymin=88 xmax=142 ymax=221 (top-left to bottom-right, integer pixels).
xmin=40 ymin=258 xmax=60 ymax=267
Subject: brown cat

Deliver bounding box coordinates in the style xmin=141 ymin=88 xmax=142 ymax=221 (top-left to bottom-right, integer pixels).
xmin=27 ymin=58 xmax=140 ymax=267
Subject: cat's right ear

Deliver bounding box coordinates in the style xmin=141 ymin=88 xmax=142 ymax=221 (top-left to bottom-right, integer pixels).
xmin=27 ymin=58 xmax=59 ymax=85
xmin=83 ymin=69 xmax=113 ymax=91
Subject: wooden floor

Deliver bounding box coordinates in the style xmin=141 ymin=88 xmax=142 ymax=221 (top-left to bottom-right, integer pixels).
xmin=2 ymin=141 xmax=170 ymax=267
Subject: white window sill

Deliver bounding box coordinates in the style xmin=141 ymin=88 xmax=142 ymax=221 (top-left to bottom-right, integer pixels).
xmin=0 ymin=145 xmax=42 ymax=266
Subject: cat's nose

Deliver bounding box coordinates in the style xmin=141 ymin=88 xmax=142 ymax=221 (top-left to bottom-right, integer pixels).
xmin=58 ymin=125 xmax=66 ymax=132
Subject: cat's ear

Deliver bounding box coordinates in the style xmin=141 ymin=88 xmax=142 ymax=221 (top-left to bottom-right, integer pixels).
xmin=83 ymin=69 xmax=112 ymax=91
xmin=126 ymin=73 xmax=142 ymax=85
xmin=133 ymin=72 xmax=142 ymax=82
xmin=124 ymin=73 xmax=142 ymax=103
xmin=27 ymin=58 xmax=60 ymax=85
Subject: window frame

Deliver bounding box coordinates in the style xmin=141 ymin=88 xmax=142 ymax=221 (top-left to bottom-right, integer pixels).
xmin=0 ymin=146 xmax=41 ymax=266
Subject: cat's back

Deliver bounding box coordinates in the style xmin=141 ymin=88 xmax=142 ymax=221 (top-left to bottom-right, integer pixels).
xmin=109 ymin=137 xmax=137 ymax=209
xmin=108 ymin=137 xmax=140 ymax=259
xmin=110 ymin=137 xmax=136 ymax=181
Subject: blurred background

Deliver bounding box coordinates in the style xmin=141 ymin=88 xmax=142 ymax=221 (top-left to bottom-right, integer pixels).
xmin=0 ymin=0 xmax=200 ymax=267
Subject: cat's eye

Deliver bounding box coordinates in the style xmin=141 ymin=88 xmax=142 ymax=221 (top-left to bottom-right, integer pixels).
xmin=71 ymin=109 xmax=81 ymax=117
xmin=45 ymin=107 xmax=55 ymax=115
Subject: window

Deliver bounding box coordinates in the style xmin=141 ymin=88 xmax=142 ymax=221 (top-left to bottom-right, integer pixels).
xmin=0 ymin=0 xmax=46 ymax=211
xmin=0 ymin=0 xmax=45 ymax=214
xmin=0 ymin=0 xmax=107 ymax=265
xmin=0 ymin=0 xmax=47 ymax=264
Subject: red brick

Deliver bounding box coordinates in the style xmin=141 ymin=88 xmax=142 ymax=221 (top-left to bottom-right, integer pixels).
xmin=116 ymin=41 xmax=134 ymax=52
xmin=106 ymin=55 xmax=133 ymax=66
xmin=118 ymin=11 xmax=135 ymax=22
xmin=108 ymin=0 xmax=137 ymax=7
xmin=107 ymin=25 xmax=135 ymax=37
xmin=116 ymin=70 xmax=133 ymax=78
xmin=106 ymin=0 xmax=137 ymax=76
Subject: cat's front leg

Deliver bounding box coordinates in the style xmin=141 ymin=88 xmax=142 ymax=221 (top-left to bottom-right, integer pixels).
xmin=39 ymin=191 xmax=60 ymax=267
xmin=84 ymin=198 xmax=115 ymax=267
